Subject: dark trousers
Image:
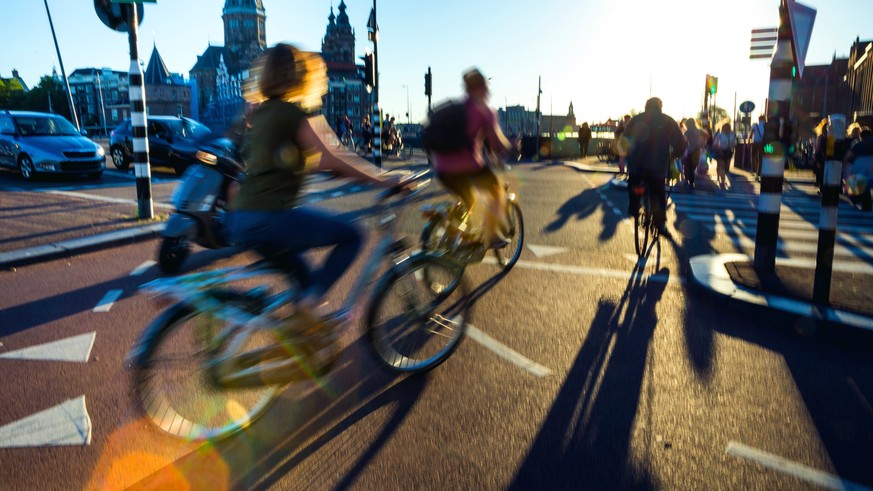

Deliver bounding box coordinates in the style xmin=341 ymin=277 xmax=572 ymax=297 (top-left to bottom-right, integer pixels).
xmin=230 ymin=207 xmax=363 ymax=298
xmin=627 ymin=171 xmax=667 ymax=228
xmin=683 ymin=149 xmax=700 ymax=185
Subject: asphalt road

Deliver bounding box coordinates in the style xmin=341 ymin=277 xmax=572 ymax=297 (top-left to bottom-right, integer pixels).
xmin=1 ymin=161 xmax=872 ymax=490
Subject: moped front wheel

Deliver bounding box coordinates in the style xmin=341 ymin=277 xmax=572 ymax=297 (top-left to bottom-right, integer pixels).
xmin=158 ymin=236 xmax=190 ymax=274
xmin=366 ymin=254 xmax=469 ymax=373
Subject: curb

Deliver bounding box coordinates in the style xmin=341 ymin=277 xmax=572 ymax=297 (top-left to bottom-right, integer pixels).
xmin=689 ymin=253 xmax=873 ymax=332
xmin=0 ymin=223 xmax=166 ymax=270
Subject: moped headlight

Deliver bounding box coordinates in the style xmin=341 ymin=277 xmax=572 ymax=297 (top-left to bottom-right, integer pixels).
xmin=195 ymin=150 xmax=217 ymax=165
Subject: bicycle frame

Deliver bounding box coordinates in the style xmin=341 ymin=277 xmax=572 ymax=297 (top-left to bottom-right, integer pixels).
xmin=134 ymin=172 xmax=433 ymax=367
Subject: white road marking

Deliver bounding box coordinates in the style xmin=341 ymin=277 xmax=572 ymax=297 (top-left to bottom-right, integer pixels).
xmin=726 ymin=441 xmax=872 ymax=491
xmin=482 ymin=257 xmax=684 ymax=286
xmin=129 ymin=260 xmax=156 ymax=276
xmin=43 ymin=190 xmax=173 ymax=209
xmin=93 ymin=289 xmax=123 ymax=312
xmin=527 ymin=244 xmax=569 ymax=258
xmin=0 ymin=396 xmax=92 ymax=447
xmin=0 ymin=332 xmax=95 ymax=363
xmin=466 ymin=325 xmax=552 ymax=377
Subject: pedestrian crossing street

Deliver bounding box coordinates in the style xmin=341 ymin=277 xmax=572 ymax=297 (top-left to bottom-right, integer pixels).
xmin=668 ymin=187 xmax=873 ymax=273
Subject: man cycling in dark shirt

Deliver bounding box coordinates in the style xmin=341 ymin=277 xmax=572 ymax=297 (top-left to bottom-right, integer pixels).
xmin=619 ymin=97 xmax=686 ymax=238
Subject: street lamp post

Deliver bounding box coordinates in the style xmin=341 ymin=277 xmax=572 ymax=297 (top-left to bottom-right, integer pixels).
xmin=43 ymin=0 xmax=79 ymax=130
xmin=97 ymin=73 xmax=108 ymax=138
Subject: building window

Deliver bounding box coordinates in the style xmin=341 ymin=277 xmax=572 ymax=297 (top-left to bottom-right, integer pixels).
xmin=112 ymin=109 xmax=118 ymax=120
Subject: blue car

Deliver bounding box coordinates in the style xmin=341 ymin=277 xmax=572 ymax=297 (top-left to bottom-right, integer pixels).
xmin=0 ymin=110 xmax=105 ymax=180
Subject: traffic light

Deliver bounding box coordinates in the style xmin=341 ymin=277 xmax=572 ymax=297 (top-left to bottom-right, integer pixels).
xmin=705 ymin=74 xmax=718 ymax=95
xmin=361 ymin=53 xmax=375 ymax=88
xmin=424 ymin=69 xmax=432 ymax=97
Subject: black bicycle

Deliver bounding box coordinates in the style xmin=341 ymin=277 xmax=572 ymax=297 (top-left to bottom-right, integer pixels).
xmin=631 ymin=179 xmax=661 ymax=257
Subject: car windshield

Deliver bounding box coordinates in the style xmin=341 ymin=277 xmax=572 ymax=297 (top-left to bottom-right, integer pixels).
xmin=14 ymin=115 xmax=80 ymax=136
xmin=162 ymin=119 xmax=211 ymax=140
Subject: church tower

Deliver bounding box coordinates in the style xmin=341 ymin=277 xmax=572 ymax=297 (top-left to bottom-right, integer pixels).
xmin=222 ymin=0 xmax=266 ymax=72
xmin=321 ymin=1 xmax=355 ymax=64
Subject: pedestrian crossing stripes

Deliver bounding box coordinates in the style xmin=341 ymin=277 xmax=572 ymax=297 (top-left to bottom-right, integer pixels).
xmin=669 ymin=191 xmax=873 ymax=271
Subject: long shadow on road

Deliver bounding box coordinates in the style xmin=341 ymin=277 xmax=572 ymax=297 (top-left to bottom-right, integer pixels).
xmin=509 ymin=264 xmax=670 ymax=490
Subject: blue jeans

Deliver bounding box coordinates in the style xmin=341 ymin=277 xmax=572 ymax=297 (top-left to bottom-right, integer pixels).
xmin=230 ymin=207 xmax=363 ymax=299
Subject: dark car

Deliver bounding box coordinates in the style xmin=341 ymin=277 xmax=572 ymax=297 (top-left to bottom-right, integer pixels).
xmin=109 ymin=116 xmax=213 ymax=174
xmin=0 ymin=110 xmax=104 ymax=180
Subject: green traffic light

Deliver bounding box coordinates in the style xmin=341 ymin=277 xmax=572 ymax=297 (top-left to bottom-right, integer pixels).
xmin=764 ymin=143 xmax=775 ymax=154
xmin=792 ymin=66 xmax=797 ymax=78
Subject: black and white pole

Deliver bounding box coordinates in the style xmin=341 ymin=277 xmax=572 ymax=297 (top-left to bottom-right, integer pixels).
xmin=753 ymin=0 xmax=793 ymax=272
xmin=371 ymin=0 xmax=381 ymax=169
xmin=813 ymin=160 xmax=842 ymax=305
xmin=126 ymin=4 xmax=153 ymax=219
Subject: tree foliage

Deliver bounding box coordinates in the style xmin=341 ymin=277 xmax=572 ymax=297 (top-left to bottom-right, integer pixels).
xmin=0 ymin=76 xmax=71 ymax=120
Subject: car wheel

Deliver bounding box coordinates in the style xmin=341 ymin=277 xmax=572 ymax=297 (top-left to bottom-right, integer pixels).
xmin=111 ymin=145 xmax=130 ymax=170
xmin=18 ymin=155 xmax=36 ymax=181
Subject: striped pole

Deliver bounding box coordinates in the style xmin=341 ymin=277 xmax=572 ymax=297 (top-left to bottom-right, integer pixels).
xmin=753 ymin=0 xmax=793 ymax=272
xmin=813 ymin=160 xmax=842 ymax=304
xmin=373 ymin=103 xmax=382 ymax=167
xmin=126 ymin=4 xmax=153 ymax=220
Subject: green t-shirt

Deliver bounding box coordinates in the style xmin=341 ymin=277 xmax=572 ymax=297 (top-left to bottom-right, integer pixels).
xmin=233 ymin=99 xmax=316 ymax=211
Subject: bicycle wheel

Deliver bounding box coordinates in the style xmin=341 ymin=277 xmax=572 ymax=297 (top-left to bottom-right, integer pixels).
xmin=132 ymin=291 xmax=284 ymax=441
xmin=366 ymin=253 xmax=469 ymax=373
xmin=398 ymin=143 xmax=413 ymax=161
xmin=494 ymin=200 xmax=524 ymax=270
xmin=634 ymin=190 xmax=650 ymax=257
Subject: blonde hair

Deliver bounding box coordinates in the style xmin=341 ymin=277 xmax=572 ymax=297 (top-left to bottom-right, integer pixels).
xmin=814 ymin=118 xmax=828 ymax=136
xmin=243 ymin=43 xmax=327 ymax=112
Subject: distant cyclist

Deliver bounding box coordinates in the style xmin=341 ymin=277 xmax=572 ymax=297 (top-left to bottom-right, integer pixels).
xmin=427 ymin=68 xmax=512 ymax=248
xmin=619 ymin=97 xmax=686 ymax=238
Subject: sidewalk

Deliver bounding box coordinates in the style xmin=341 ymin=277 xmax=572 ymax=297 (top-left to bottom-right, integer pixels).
xmin=0 ymin=161 xmax=424 ymax=270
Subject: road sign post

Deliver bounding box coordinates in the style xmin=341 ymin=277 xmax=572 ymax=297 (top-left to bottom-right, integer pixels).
xmin=753 ymin=0 xmax=816 ymax=273
xmin=367 ymin=4 xmax=381 ymax=169
xmin=95 ymin=0 xmax=153 ymax=219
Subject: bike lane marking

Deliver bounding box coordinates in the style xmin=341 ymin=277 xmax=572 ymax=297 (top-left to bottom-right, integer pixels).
xmin=726 ymin=441 xmax=872 ymax=491
xmin=0 ymin=332 xmax=95 ymax=362
xmin=466 ymin=324 xmax=552 ymax=377
xmin=130 ymin=260 xmax=156 ymax=276
xmin=0 ymin=396 xmax=92 ymax=447
xmin=93 ymin=289 xmax=123 ymax=312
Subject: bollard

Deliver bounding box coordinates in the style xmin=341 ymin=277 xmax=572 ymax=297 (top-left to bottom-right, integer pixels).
xmin=126 ymin=5 xmax=153 ymax=219
xmin=813 ymin=160 xmax=842 ymax=305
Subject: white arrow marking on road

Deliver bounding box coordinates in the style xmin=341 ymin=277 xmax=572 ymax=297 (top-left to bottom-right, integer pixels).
xmin=130 ymin=260 xmax=156 ymax=276
xmin=0 ymin=332 xmax=95 ymax=363
xmin=466 ymin=325 xmax=552 ymax=377
xmin=0 ymin=396 xmax=92 ymax=447
xmin=726 ymin=441 xmax=872 ymax=491
xmin=526 ymin=244 xmax=569 ymax=258
xmin=93 ymin=289 xmax=123 ymax=312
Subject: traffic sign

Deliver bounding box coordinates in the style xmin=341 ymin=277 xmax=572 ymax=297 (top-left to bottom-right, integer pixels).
xmin=95 ymin=0 xmax=144 ymax=32
xmin=740 ymin=101 xmax=755 ymax=114
xmin=750 ymin=27 xmax=777 ymax=59
xmin=786 ymin=0 xmax=816 ymax=79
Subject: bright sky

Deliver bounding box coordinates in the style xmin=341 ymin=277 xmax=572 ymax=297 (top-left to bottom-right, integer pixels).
xmin=3 ymin=0 xmax=871 ymax=125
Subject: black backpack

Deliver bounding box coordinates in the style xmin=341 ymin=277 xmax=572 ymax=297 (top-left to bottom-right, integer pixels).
xmin=422 ymin=99 xmax=470 ymax=153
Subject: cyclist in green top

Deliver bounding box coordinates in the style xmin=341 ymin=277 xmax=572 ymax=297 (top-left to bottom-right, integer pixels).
xmin=230 ymin=44 xmax=400 ymax=323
